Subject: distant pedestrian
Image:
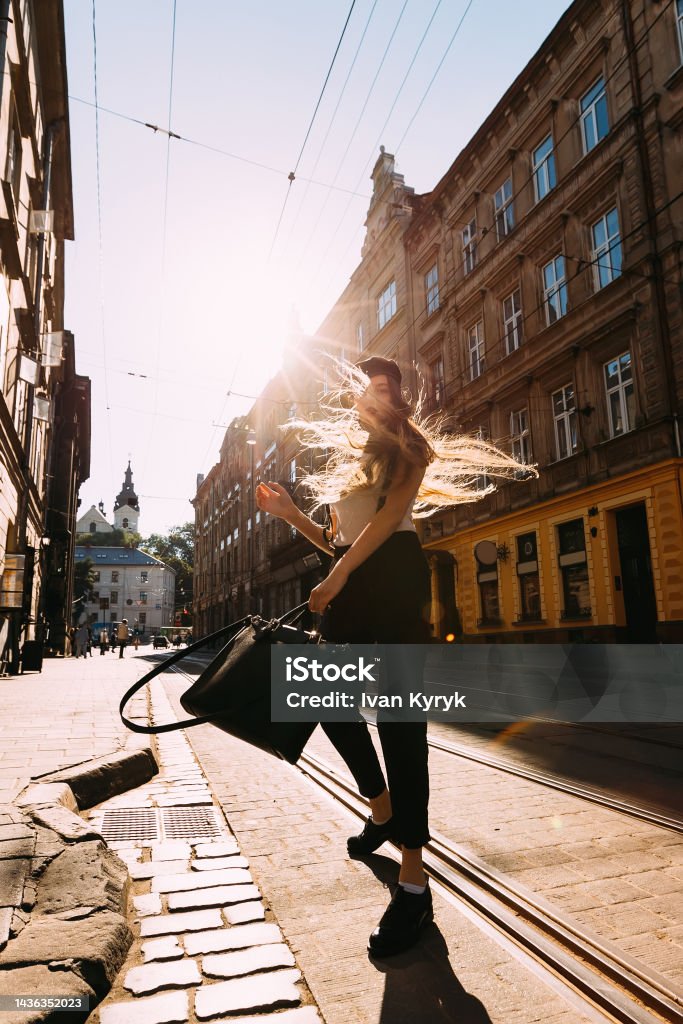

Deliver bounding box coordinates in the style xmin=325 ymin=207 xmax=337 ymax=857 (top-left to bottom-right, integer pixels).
xmin=75 ymin=623 xmax=88 ymax=658
xmin=133 ymin=634 xmax=140 ymax=651
xmin=117 ymin=619 xmax=129 ymax=659
xmin=87 ymin=626 xmax=94 ymax=656
xmin=99 ymin=629 xmax=109 ymax=655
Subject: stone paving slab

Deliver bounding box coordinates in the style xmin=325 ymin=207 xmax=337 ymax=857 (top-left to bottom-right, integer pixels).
xmin=151 ymin=866 xmax=252 ymax=892
xmin=167 ymin=885 xmax=259 ymax=911
xmin=184 ymin=922 xmax=283 ymax=955
xmin=99 ymin=989 xmax=189 ymax=1024
xmin=141 ymin=936 xmax=184 ymax=963
xmin=202 ymin=942 xmax=296 ymax=978
xmin=123 ymin=957 xmax=202 ymax=994
xmin=193 ymin=967 xmax=301 ymax=1020
xmin=140 ymin=908 xmax=224 ymax=937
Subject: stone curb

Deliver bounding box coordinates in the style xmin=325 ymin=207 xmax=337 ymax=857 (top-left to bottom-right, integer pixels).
xmin=38 ymin=738 xmax=158 ymax=811
xmin=0 ymin=738 xmax=160 ymax=1021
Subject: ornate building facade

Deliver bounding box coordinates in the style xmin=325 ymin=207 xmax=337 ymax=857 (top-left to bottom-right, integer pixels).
xmin=194 ymin=0 xmax=682 ymax=643
xmin=0 ymin=1 xmax=90 ymax=668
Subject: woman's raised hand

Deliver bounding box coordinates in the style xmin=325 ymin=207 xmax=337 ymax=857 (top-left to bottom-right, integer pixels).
xmin=255 ymin=481 xmax=297 ymax=522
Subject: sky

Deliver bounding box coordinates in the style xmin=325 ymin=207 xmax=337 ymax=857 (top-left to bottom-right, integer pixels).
xmin=64 ymin=0 xmax=573 ymax=537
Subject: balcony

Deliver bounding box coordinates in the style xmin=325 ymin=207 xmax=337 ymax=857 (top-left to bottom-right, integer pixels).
xmin=269 ymin=534 xmax=323 ymax=582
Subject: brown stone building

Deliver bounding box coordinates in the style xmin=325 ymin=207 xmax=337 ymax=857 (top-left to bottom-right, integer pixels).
xmin=407 ymin=0 xmax=683 ymax=641
xmin=0 ymin=0 xmax=90 ymax=669
xmin=195 ymin=0 xmax=682 ymax=642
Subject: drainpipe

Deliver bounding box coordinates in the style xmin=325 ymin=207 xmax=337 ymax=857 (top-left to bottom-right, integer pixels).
xmin=620 ymin=0 xmax=681 ymax=457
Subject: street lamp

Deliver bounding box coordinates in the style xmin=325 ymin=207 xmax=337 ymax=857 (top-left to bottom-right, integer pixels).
xmin=246 ymin=430 xmax=256 ymax=613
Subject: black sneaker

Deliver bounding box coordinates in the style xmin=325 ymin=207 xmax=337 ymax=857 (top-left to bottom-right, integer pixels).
xmin=347 ymin=816 xmax=394 ymax=857
xmin=368 ymin=883 xmax=433 ymax=957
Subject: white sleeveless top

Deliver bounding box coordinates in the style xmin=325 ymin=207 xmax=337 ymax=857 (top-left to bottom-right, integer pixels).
xmin=331 ymin=483 xmax=417 ymax=546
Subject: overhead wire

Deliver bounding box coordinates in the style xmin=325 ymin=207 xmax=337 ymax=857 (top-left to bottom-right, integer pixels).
xmin=90 ymin=0 xmax=114 ymax=482
xmin=278 ymin=0 xmax=381 ymax=258
xmin=309 ymin=0 xmax=459 ymax=291
xmin=267 ymin=0 xmax=359 ymax=261
xmin=288 ymin=0 xmax=411 ymax=278
xmin=143 ymin=0 xmax=178 ymax=480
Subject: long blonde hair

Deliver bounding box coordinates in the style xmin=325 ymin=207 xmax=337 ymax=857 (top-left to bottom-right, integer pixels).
xmin=289 ymin=361 xmax=537 ymax=517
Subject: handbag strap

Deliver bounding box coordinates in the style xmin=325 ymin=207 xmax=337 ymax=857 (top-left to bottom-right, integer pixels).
xmin=119 ymin=601 xmax=311 ymax=735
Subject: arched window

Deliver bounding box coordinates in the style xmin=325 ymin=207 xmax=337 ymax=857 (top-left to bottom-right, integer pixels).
xmin=89 ymin=522 xmax=96 ymax=533
xmin=122 ymin=517 xmax=129 ymax=529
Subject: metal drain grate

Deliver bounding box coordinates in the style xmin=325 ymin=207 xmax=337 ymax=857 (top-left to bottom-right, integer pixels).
xmin=161 ymin=807 xmax=222 ymax=840
xmin=99 ymin=808 xmax=159 ymax=842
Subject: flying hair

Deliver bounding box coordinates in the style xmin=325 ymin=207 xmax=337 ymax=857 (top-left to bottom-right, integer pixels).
xmin=284 ymin=358 xmax=538 ymax=517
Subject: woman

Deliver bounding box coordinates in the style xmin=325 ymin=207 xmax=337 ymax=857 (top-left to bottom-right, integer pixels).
xmin=257 ymin=356 xmax=532 ymax=956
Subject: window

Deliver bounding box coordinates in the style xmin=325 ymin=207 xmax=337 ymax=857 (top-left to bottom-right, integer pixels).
xmin=89 ymin=522 xmax=96 ymax=533
xmin=543 ymin=255 xmax=567 ymax=325
xmin=604 ymin=351 xmax=635 ymax=437
xmin=502 ymin=289 xmax=523 ymax=354
xmin=139 ymin=612 xmax=146 ymax=625
xmin=428 ymin=354 xmax=445 ymax=407
xmin=591 ymin=208 xmax=622 ymax=289
xmin=494 ymin=178 xmax=514 ymax=240
xmin=92 ymin=571 xmax=100 ymax=582
xmin=678 ymin=0 xmax=683 ymax=60
xmin=110 ymin=590 xmax=118 ymax=605
xmin=425 ymin=264 xmax=439 ymax=315
xmin=322 ymin=365 xmax=329 ymax=395
xmin=140 ymin=592 xmax=148 ymax=605
xmin=467 ymin=322 xmax=485 ymax=381
xmin=356 ymin=321 xmax=365 ymax=352
xmin=7 ymin=114 xmax=22 ymax=204
xmin=377 ymin=281 xmax=396 ymax=330
xmin=122 ymin=517 xmax=129 ymax=529
xmin=553 ymin=383 xmax=578 ymax=460
xmin=462 ymin=218 xmax=477 ymax=275
xmin=532 ymin=135 xmax=556 ymax=202
xmin=580 ymin=77 xmax=609 ymax=154
xmin=140 ymin=571 xmax=148 ymax=583
xmin=476 ymin=545 xmax=500 ymax=625
xmin=289 ymin=458 xmax=297 ymax=484
xmin=557 ymin=519 xmax=590 ymax=618
xmin=111 ymin=571 xmax=119 ymax=583
xmin=510 ymin=408 xmax=532 ymax=464
xmin=517 ymin=532 xmax=541 ymax=621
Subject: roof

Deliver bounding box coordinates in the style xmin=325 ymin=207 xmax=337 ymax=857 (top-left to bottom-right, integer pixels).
xmin=74 ymin=546 xmax=176 ymax=572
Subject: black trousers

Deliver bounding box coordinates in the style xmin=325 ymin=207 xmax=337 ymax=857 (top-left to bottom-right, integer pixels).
xmin=319 ymin=531 xmax=431 ymax=849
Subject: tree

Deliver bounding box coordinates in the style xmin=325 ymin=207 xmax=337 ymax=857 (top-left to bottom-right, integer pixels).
xmin=75 ymin=528 xmax=142 ymax=548
xmin=140 ymin=522 xmax=194 ymax=613
xmin=73 ymin=557 xmax=97 ymax=624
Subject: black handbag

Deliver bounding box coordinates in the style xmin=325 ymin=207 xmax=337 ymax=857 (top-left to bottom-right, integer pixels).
xmin=119 ymin=603 xmax=318 ymax=763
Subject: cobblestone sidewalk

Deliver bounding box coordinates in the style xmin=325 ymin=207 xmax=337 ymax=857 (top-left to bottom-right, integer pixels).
xmin=88 ymin=682 xmax=322 ymax=1024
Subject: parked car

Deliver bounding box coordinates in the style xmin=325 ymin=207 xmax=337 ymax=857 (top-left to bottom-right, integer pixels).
xmin=152 ymin=635 xmax=170 ymax=649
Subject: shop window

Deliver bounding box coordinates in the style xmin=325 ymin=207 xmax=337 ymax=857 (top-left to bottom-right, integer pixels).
xmin=557 ymin=519 xmax=591 ymax=618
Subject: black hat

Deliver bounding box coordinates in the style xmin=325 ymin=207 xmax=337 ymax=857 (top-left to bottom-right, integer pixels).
xmin=356 ymin=356 xmax=402 ymax=385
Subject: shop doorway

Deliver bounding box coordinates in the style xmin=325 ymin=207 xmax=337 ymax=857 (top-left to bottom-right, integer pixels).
xmin=615 ymin=504 xmax=658 ymax=641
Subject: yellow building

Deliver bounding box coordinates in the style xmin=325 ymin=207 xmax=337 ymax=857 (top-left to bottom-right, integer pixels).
xmin=424 ymin=461 xmax=683 ymax=642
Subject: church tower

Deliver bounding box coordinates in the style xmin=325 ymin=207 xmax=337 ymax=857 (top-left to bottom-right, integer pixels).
xmin=113 ymin=461 xmax=140 ymax=532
